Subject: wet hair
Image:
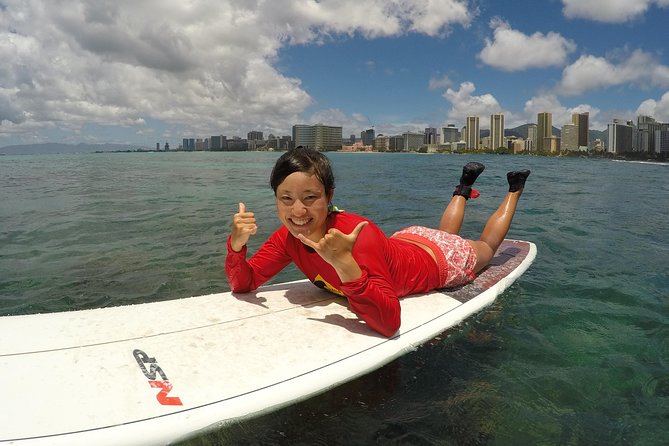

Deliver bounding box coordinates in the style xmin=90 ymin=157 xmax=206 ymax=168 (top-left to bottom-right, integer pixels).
xmin=270 ymin=146 xmax=335 ymax=197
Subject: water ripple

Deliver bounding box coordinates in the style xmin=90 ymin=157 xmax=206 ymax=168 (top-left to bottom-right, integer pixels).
xmin=2 ymin=152 xmax=668 ymax=444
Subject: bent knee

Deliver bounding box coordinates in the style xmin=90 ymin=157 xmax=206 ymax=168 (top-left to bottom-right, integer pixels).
xmin=467 ymin=240 xmax=494 ymax=273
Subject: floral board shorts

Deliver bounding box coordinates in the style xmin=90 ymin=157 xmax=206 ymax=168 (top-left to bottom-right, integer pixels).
xmin=391 ymin=226 xmax=477 ymax=288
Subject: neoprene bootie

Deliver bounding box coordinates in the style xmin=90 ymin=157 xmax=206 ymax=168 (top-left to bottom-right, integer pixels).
xmin=453 ymin=162 xmax=485 ymax=199
xmin=507 ymin=169 xmax=531 ymax=192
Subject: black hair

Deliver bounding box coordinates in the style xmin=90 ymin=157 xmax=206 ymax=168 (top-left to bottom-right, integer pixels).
xmin=270 ymin=146 xmax=335 ymax=197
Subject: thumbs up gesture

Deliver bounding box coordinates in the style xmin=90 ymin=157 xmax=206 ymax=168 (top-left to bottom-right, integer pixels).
xmin=230 ymin=202 xmax=258 ymax=252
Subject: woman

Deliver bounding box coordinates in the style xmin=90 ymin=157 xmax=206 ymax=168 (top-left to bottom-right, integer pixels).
xmin=226 ymin=147 xmax=530 ymax=337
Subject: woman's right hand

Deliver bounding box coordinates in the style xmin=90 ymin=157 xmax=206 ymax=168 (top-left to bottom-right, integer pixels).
xmin=230 ymin=202 xmax=258 ymax=252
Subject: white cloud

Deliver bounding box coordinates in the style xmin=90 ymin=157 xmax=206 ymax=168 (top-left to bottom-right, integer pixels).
xmin=0 ymin=0 xmax=475 ymax=144
xmin=562 ymin=0 xmax=669 ymax=23
xmin=442 ymin=81 xmax=503 ymax=123
xmin=401 ymin=0 xmax=473 ymax=37
xmin=557 ymin=50 xmax=669 ymax=96
xmin=636 ymin=91 xmax=669 ymax=121
xmin=478 ymin=19 xmax=576 ymax=71
xmin=428 ymin=74 xmax=453 ymax=91
xmin=306 ymin=108 xmax=359 ymax=128
xmin=267 ymin=0 xmax=473 ymax=42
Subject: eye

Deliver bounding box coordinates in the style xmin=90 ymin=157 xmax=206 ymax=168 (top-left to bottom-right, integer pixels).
xmin=279 ymin=196 xmax=294 ymax=205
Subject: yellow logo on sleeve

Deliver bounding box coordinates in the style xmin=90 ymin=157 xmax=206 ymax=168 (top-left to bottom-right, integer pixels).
xmin=312 ymin=274 xmax=344 ymax=296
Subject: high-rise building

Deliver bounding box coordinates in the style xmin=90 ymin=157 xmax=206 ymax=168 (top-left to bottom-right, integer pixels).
xmin=210 ymin=135 xmax=226 ymax=151
xmin=442 ymin=124 xmax=460 ymax=143
xmin=280 ymin=136 xmax=293 ymax=150
xmin=561 ymin=123 xmax=578 ymax=151
xmin=526 ymin=124 xmax=537 ymax=151
xmin=544 ymin=136 xmax=561 ymax=153
xmin=374 ymin=134 xmax=390 ymax=152
xmin=424 ymin=127 xmax=438 ymax=144
xmin=490 ymin=113 xmax=505 ymax=149
xmin=655 ymin=128 xmax=669 ymax=154
xmin=389 ymin=135 xmax=404 ymax=152
xmin=292 ymin=124 xmax=343 ymax=150
xmin=537 ymin=112 xmax=552 ymax=152
xmin=361 ymin=128 xmax=375 ymax=145
xmin=247 ymin=131 xmax=264 ymax=141
xmin=465 ymin=116 xmax=480 ymax=150
xmin=637 ymin=115 xmax=661 ymax=153
xmin=572 ymin=112 xmax=589 ymax=149
xmin=403 ymin=132 xmax=426 ymax=151
xmin=607 ymin=119 xmax=634 ymax=153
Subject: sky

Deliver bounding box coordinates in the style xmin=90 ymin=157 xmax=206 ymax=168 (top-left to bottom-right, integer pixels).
xmin=2 ymin=0 xmax=669 ymax=148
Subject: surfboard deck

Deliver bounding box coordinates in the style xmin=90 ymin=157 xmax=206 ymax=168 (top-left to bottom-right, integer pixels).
xmin=0 ymin=239 xmax=536 ymax=446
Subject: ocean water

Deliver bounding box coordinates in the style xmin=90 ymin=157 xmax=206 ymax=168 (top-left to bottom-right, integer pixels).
xmin=1 ymin=152 xmax=668 ymax=445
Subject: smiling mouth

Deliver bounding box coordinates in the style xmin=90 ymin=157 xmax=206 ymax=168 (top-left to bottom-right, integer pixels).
xmin=290 ymin=217 xmax=311 ymax=226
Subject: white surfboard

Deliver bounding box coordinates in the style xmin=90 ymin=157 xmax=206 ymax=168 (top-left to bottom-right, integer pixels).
xmin=0 ymin=239 xmax=535 ymax=446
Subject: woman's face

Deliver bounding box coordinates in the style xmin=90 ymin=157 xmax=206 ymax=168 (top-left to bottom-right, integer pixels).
xmin=275 ymin=171 xmax=331 ymax=243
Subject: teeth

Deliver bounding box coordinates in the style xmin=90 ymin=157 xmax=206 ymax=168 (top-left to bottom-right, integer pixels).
xmin=292 ymin=218 xmax=310 ymax=226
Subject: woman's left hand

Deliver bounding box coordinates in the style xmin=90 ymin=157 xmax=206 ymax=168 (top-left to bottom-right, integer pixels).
xmin=297 ymin=221 xmax=368 ymax=282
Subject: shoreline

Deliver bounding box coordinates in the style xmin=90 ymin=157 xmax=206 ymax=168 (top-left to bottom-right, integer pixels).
xmin=2 ymin=148 xmax=666 ymax=163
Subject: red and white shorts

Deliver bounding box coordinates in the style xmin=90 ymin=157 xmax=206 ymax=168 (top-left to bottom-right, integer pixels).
xmin=391 ymin=226 xmax=477 ymax=288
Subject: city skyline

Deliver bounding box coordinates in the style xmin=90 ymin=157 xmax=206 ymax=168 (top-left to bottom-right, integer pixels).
xmin=174 ymin=109 xmax=669 ymax=155
xmin=2 ymin=1 xmax=669 ymax=151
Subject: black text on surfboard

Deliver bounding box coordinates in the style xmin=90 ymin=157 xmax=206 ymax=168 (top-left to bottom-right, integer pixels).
xmin=133 ymin=349 xmax=183 ymax=406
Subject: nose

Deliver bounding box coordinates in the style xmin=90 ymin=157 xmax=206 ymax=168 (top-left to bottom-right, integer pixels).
xmin=292 ymin=199 xmax=307 ymax=215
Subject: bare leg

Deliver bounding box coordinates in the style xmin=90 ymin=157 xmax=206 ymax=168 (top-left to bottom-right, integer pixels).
xmin=439 ymin=195 xmax=467 ymax=234
xmin=469 ymin=170 xmax=530 ymax=273
xmin=440 ymin=162 xmax=485 ymax=234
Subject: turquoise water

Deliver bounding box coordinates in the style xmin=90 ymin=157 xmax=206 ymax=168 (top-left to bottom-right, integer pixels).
xmin=1 ymin=152 xmax=668 ymax=445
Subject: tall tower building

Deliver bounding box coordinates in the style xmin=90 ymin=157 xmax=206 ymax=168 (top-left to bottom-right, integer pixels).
xmin=572 ymin=112 xmax=589 ymax=149
xmin=561 ymin=123 xmax=578 ymax=151
xmin=537 ymin=112 xmax=552 ymax=152
xmin=655 ymin=128 xmax=669 ymax=154
xmin=490 ymin=113 xmax=505 ymax=150
xmin=607 ymin=119 xmax=634 ymax=153
xmin=638 ymin=115 xmax=660 ymax=153
xmin=465 ymin=116 xmax=480 ymax=150
xmin=361 ymin=128 xmax=375 ymax=145
xmin=527 ymin=124 xmax=537 ymax=151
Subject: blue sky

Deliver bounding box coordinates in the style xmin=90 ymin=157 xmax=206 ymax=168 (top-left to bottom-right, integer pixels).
xmin=2 ymin=0 xmax=669 ymax=148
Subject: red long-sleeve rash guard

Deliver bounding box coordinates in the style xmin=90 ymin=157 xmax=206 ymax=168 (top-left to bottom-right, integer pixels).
xmin=225 ymin=212 xmax=441 ymax=337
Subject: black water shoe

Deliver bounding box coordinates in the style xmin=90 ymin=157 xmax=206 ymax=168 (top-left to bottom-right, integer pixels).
xmin=453 ymin=162 xmax=485 ymax=199
xmin=507 ymin=170 xmax=531 ymax=192
xmin=460 ymin=162 xmax=485 ymax=186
